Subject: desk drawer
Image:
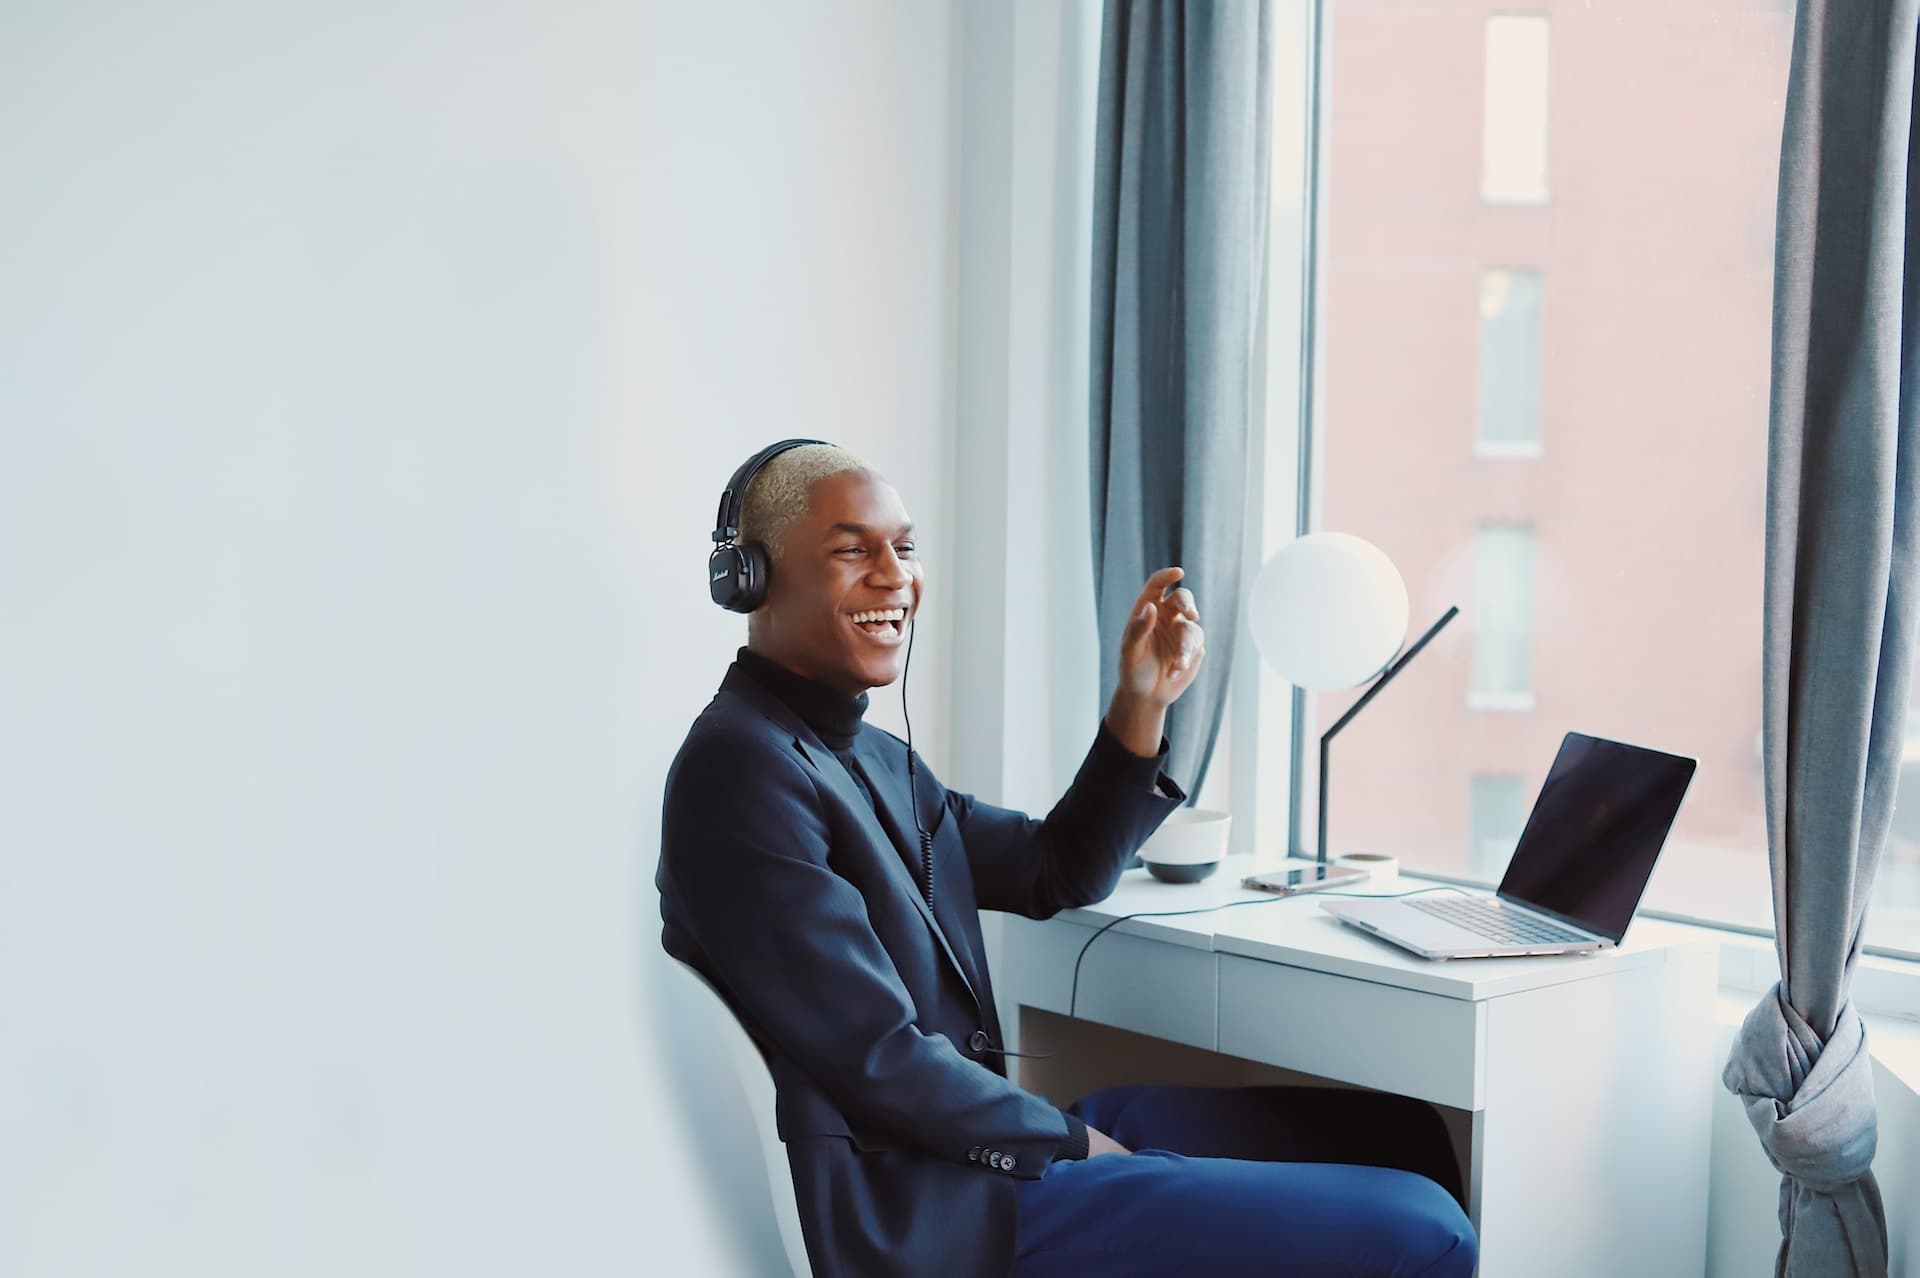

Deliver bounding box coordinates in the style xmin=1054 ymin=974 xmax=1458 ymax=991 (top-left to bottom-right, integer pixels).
xmin=1003 ymin=916 xmax=1217 ymax=1050
xmin=1217 ymin=954 xmax=1483 ymax=1109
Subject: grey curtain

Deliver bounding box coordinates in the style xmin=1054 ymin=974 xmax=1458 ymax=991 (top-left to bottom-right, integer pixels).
xmin=1089 ymin=0 xmax=1272 ymax=793
xmin=1721 ymin=4 xmax=1920 ymax=1275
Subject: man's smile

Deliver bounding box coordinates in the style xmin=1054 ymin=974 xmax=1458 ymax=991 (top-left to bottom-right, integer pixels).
xmin=847 ymin=605 xmax=910 ymax=645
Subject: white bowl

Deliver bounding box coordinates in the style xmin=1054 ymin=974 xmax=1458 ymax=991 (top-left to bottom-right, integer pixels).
xmin=1138 ymin=808 xmax=1231 ymax=883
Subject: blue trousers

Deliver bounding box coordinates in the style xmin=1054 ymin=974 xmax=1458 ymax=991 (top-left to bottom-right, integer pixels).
xmin=1012 ymin=1085 xmax=1478 ymax=1277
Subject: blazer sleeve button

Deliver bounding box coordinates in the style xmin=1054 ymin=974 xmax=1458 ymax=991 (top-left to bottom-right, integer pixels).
xmin=968 ymin=1146 xmax=980 ymax=1162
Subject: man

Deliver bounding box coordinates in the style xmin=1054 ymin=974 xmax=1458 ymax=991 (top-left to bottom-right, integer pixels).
xmin=659 ymin=442 xmax=1477 ymax=1277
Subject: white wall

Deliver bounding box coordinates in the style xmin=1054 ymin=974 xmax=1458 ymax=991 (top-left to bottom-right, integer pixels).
xmin=947 ymin=0 xmax=1103 ymax=816
xmin=0 ymin=3 xmax=961 ymax=1274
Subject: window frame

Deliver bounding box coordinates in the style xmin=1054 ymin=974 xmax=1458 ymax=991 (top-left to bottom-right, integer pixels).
xmin=1252 ymin=0 xmax=1920 ymax=993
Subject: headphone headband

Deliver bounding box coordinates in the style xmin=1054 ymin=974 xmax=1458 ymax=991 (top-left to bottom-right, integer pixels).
xmin=711 ymin=438 xmax=831 ymax=545
xmin=707 ymin=438 xmax=835 ymax=613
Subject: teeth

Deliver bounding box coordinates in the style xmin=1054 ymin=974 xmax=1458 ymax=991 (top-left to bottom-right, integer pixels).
xmin=851 ymin=608 xmax=907 ymax=624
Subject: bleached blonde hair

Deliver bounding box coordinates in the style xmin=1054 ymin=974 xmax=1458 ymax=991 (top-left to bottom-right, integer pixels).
xmin=738 ymin=443 xmax=873 ymax=560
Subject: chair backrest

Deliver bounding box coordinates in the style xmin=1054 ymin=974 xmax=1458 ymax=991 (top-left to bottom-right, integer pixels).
xmin=670 ymin=958 xmax=812 ymax=1277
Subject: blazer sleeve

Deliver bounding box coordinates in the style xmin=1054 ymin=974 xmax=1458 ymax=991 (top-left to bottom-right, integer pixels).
xmin=660 ymin=728 xmax=1078 ymax=1177
xmin=953 ymin=724 xmax=1186 ymax=920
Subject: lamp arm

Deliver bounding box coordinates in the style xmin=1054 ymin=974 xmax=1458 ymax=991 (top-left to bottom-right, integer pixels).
xmin=1314 ymin=605 xmax=1460 ymax=862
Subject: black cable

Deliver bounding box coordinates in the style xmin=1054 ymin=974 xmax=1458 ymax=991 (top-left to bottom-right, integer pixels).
xmin=901 ymin=618 xmax=1045 ymax=1061
xmin=900 ymin=618 xmax=934 ymax=911
xmin=1066 ymin=885 xmax=1469 ymax=1020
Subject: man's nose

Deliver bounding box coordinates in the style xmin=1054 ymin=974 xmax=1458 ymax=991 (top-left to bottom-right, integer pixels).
xmin=870 ymin=545 xmax=912 ymax=587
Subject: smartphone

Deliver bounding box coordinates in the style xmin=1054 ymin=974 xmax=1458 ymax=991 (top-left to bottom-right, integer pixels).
xmin=1240 ymin=863 xmax=1367 ymax=895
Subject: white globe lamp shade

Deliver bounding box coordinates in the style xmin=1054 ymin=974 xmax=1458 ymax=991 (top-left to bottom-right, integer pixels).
xmin=1248 ymin=533 xmax=1410 ymax=690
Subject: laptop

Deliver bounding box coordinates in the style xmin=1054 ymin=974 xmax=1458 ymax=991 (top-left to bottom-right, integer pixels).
xmin=1321 ymin=732 xmax=1696 ymax=959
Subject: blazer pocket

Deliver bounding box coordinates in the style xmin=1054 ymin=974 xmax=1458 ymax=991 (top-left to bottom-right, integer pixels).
xmin=788 ymin=1123 xmax=902 ymax=1154
xmin=776 ymin=1086 xmax=901 ymax=1152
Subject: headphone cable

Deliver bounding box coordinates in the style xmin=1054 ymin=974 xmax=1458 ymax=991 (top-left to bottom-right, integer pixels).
xmin=901 ymin=618 xmax=934 ymax=912
xmin=903 ymin=619 xmax=1051 ymax=1061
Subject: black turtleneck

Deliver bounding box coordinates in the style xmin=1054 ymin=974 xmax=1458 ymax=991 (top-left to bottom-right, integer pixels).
xmin=734 ymin=647 xmax=884 ymax=818
xmin=734 ymin=648 xmax=868 ymax=750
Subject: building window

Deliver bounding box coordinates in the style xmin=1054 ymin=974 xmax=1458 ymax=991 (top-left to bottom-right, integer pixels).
xmin=1469 ymin=525 xmax=1535 ymax=707
xmin=1477 ymin=270 xmax=1543 ymax=455
xmin=1468 ymin=774 xmax=1531 ymax=881
xmin=1482 ymin=16 xmax=1551 ymax=203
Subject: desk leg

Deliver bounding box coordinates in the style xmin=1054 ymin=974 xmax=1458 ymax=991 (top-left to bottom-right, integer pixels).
xmin=1469 ymin=945 xmax=1717 ymax=1278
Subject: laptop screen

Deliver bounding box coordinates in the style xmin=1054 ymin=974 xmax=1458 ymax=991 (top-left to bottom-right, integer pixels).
xmin=1497 ymin=733 xmax=1697 ymax=944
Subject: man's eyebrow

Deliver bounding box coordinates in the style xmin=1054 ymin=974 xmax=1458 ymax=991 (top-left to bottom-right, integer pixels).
xmin=824 ymin=521 xmax=915 ymax=538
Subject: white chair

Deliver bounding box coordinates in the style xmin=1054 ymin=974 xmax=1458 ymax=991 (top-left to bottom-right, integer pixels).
xmin=670 ymin=957 xmax=812 ymax=1277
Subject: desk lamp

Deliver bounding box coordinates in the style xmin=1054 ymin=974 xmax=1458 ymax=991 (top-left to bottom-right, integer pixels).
xmin=1247 ymin=533 xmax=1458 ymax=863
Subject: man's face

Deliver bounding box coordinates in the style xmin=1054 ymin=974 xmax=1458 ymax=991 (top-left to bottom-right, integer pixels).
xmin=755 ymin=469 xmax=923 ymax=695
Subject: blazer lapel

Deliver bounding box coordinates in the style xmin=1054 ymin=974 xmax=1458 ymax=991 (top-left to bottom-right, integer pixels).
xmin=800 ymin=737 xmax=985 ymax=1016
xmin=723 ymin=668 xmax=984 ymax=1015
xmin=851 ymin=735 xmax=993 ymax=1013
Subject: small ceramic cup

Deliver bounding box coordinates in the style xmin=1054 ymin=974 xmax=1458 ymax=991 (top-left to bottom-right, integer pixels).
xmin=1333 ymin=851 xmax=1402 ymax=895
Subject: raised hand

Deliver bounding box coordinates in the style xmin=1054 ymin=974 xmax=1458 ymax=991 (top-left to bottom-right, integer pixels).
xmin=1115 ymin=566 xmax=1206 ymax=708
xmin=1105 ymin=567 xmax=1206 ymax=759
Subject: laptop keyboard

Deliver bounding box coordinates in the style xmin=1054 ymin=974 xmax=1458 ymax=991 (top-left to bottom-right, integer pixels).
xmin=1407 ymin=895 xmax=1591 ymax=946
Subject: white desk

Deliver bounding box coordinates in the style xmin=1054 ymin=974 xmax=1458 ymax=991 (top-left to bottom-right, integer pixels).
xmin=998 ymin=865 xmax=1719 ymax=1277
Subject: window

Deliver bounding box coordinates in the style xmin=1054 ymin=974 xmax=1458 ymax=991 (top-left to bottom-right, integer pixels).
xmin=1260 ymin=0 xmax=1920 ymax=956
xmin=1482 ymin=16 xmax=1550 ymax=202
xmin=1478 ymin=270 xmax=1543 ymax=454
xmin=1469 ymin=525 xmax=1535 ymax=706
xmin=1468 ymin=775 xmax=1530 ymax=881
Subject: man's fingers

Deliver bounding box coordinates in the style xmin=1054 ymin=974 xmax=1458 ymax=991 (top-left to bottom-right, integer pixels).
xmin=1132 ymin=566 xmax=1184 ymax=615
xmin=1119 ymin=570 xmax=1205 ymax=691
xmin=1170 ymin=617 xmax=1204 ymax=668
xmin=1120 ymin=599 xmax=1156 ymax=657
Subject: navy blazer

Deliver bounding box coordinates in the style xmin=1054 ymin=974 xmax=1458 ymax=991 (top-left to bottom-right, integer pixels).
xmin=657 ymin=661 xmax=1183 ymax=1276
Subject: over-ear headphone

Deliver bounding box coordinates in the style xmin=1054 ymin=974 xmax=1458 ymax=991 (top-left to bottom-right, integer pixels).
xmin=708 ymin=438 xmax=831 ymax=612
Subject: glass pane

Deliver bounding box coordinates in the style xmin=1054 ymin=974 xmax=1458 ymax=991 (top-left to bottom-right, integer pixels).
xmin=1482 ymin=15 xmax=1550 ymax=202
xmin=1298 ymin=0 xmax=1842 ymax=948
xmin=1478 ymin=270 xmax=1543 ymax=449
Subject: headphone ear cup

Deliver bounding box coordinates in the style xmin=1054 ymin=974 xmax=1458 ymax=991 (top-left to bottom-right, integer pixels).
xmin=733 ymin=543 xmax=772 ymax=612
xmin=708 ymin=543 xmax=772 ymax=613
xmin=709 ymin=544 xmax=747 ymax=611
